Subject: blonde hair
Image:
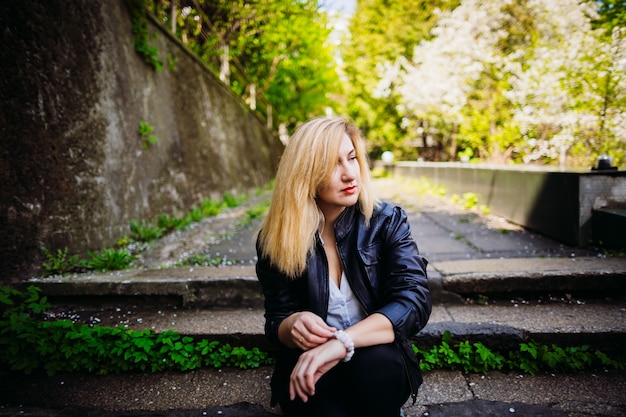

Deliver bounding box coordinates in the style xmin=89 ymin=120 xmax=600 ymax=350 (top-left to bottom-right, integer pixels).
xmin=258 ymin=116 xmax=379 ymax=278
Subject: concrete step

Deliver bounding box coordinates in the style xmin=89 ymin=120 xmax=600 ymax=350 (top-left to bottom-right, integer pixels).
xmin=5 ymin=299 xmax=626 ymax=416
xmin=20 ymin=256 xmax=626 ymax=354
xmin=24 ymin=257 xmax=626 ymax=309
xmin=59 ymin=296 xmax=626 ymax=354
xmin=3 ymin=368 xmax=626 ymax=417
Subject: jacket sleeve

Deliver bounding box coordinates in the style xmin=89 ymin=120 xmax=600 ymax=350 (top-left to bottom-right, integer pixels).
xmin=372 ymin=205 xmax=432 ymax=342
xmin=255 ymin=239 xmax=302 ymax=347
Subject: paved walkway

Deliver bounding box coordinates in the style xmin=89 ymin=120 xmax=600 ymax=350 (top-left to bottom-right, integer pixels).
xmin=4 ymin=176 xmax=626 ymax=417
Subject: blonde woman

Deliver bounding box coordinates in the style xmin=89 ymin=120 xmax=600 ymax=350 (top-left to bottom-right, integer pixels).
xmin=256 ymin=116 xmax=431 ymax=417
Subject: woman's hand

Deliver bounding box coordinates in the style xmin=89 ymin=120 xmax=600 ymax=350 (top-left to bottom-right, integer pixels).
xmin=286 ymin=313 xmax=395 ymax=402
xmin=289 ymin=338 xmax=345 ymax=402
xmin=279 ymin=311 xmax=336 ymax=350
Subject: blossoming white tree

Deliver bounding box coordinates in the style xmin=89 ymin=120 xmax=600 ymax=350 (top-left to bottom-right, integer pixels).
xmin=376 ymin=0 xmax=625 ymax=167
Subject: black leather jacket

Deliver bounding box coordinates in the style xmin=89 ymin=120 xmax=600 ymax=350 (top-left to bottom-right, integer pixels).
xmin=256 ymin=202 xmax=432 ymax=404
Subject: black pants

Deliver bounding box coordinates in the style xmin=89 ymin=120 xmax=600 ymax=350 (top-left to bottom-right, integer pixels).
xmin=277 ymin=343 xmax=410 ymax=417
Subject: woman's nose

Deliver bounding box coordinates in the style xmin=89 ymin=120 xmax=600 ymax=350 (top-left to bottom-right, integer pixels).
xmin=341 ymin=162 xmax=356 ymax=181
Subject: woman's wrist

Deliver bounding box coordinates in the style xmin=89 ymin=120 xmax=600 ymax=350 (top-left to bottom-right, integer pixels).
xmin=333 ymin=330 xmax=355 ymax=362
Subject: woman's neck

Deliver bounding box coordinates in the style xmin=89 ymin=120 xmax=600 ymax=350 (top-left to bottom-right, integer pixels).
xmin=318 ymin=203 xmax=345 ymax=226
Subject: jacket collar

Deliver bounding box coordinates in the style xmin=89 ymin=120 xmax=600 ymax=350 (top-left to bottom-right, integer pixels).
xmin=333 ymin=204 xmax=358 ymax=242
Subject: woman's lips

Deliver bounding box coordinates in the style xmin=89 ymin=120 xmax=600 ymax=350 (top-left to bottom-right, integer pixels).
xmin=343 ymin=185 xmax=357 ymax=195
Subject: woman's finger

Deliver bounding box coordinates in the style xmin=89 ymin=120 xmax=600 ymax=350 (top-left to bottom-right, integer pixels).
xmin=290 ymin=356 xmax=314 ymax=402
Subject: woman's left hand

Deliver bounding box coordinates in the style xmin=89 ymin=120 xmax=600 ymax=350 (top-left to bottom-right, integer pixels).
xmin=289 ymin=338 xmax=346 ymax=402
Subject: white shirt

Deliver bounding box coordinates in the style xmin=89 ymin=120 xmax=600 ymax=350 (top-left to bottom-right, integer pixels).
xmin=326 ymin=271 xmax=367 ymax=330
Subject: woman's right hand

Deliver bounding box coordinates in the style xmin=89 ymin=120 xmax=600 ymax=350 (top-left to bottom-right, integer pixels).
xmin=279 ymin=311 xmax=336 ymax=350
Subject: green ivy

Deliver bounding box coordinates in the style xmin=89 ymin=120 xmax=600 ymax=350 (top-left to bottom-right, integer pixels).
xmin=40 ymin=192 xmax=254 ymax=275
xmin=41 ymin=247 xmax=82 ymax=277
xmin=83 ymin=247 xmax=137 ymax=271
xmin=0 ymin=286 xmax=271 ymax=376
xmin=2 ymin=287 xmax=625 ymax=378
xmin=138 ymin=120 xmax=159 ymax=149
xmin=414 ymin=330 xmax=625 ymax=375
xmin=126 ymin=0 xmax=163 ymax=71
xmin=130 ymin=219 xmax=165 ymax=243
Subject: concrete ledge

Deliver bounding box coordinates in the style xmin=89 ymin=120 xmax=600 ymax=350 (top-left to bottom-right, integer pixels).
xmin=24 ymin=257 xmax=626 ymax=308
xmin=432 ymin=257 xmax=626 ymax=294
xmin=66 ymin=300 xmax=626 ymax=354
xmin=25 ymin=266 xmax=265 ymax=308
xmin=393 ymin=162 xmax=626 ymax=247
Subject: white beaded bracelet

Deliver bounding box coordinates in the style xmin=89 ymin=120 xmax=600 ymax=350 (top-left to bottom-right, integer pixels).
xmin=333 ymin=330 xmax=355 ymax=362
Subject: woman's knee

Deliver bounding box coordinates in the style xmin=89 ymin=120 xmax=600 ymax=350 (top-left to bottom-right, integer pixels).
xmin=350 ymin=344 xmax=407 ymax=385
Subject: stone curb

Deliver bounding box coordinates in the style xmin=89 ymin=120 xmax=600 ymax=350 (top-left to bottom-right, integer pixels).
xmin=25 ymin=257 xmax=626 ymax=307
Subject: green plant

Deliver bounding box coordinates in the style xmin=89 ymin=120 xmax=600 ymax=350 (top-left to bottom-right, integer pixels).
xmin=2 ymin=288 xmax=624 ymax=377
xmin=238 ymin=201 xmax=269 ymax=227
xmin=0 ymin=286 xmax=272 ymax=376
xmin=189 ymin=207 xmax=206 ymax=223
xmin=167 ymin=54 xmax=177 ymax=72
xmin=414 ymin=330 xmax=625 ymax=375
xmin=41 ymin=247 xmax=82 ymax=276
xmin=126 ymin=0 xmax=163 ymax=71
xmin=155 ymin=213 xmax=184 ymax=231
xmin=152 ymin=193 xmax=248 ymax=235
xmin=200 ymin=198 xmax=223 ymax=216
xmin=129 ymin=220 xmax=165 ymax=243
xmin=371 ymin=167 xmax=391 ymax=178
xmin=138 ymin=120 xmax=158 ymax=149
xmin=511 ymin=342 xmax=596 ymax=374
xmin=84 ymin=248 xmax=137 ymax=271
xmin=222 ymin=193 xmax=242 ymax=208
xmin=180 ymin=254 xmax=224 ymax=267
xmin=462 ymin=192 xmax=480 ymax=209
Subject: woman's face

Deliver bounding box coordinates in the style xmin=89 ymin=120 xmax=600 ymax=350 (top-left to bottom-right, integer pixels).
xmin=316 ymin=133 xmax=361 ymax=217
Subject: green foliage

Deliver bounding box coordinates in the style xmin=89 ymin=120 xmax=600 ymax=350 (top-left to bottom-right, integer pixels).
xmin=414 ymin=330 xmax=625 ymax=375
xmin=150 ymin=0 xmax=340 ymax=129
xmin=167 ymin=54 xmax=178 ymax=72
xmin=592 ymin=0 xmax=626 ymax=35
xmin=412 ymin=176 xmax=446 ymax=197
xmin=0 ymin=286 xmax=272 ymax=376
xmin=461 ymin=192 xmax=479 ymax=209
xmin=180 ymin=254 xmax=224 ymax=267
xmin=2 ymin=288 xmax=624 ymax=377
xmin=238 ymin=200 xmax=270 ymax=228
xmin=200 ymin=198 xmax=223 ymax=216
xmin=371 ymin=167 xmax=392 ymax=178
xmin=126 ymin=0 xmax=163 ymax=71
xmin=341 ymin=0 xmax=460 ymax=158
xmin=41 ymin=246 xmax=136 ymax=275
xmin=41 ymin=247 xmax=82 ymax=276
xmin=84 ymin=248 xmax=137 ymax=271
xmin=351 ymin=1 xmax=625 ymax=167
xmin=222 ymin=193 xmax=241 ymax=208
xmin=403 ymin=176 xmax=487 ymax=213
xmin=138 ymin=120 xmax=158 ymax=149
xmin=130 ymin=220 xmax=165 ymax=243
xmin=40 ymin=191 xmax=256 ymax=274
xmin=155 ymin=213 xmax=189 ymax=232
xmin=152 ymin=193 xmax=248 ymax=235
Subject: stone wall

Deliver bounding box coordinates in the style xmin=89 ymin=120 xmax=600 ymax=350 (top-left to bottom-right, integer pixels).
xmin=0 ymin=1 xmax=283 ymax=282
xmin=393 ymin=162 xmax=626 ymax=247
